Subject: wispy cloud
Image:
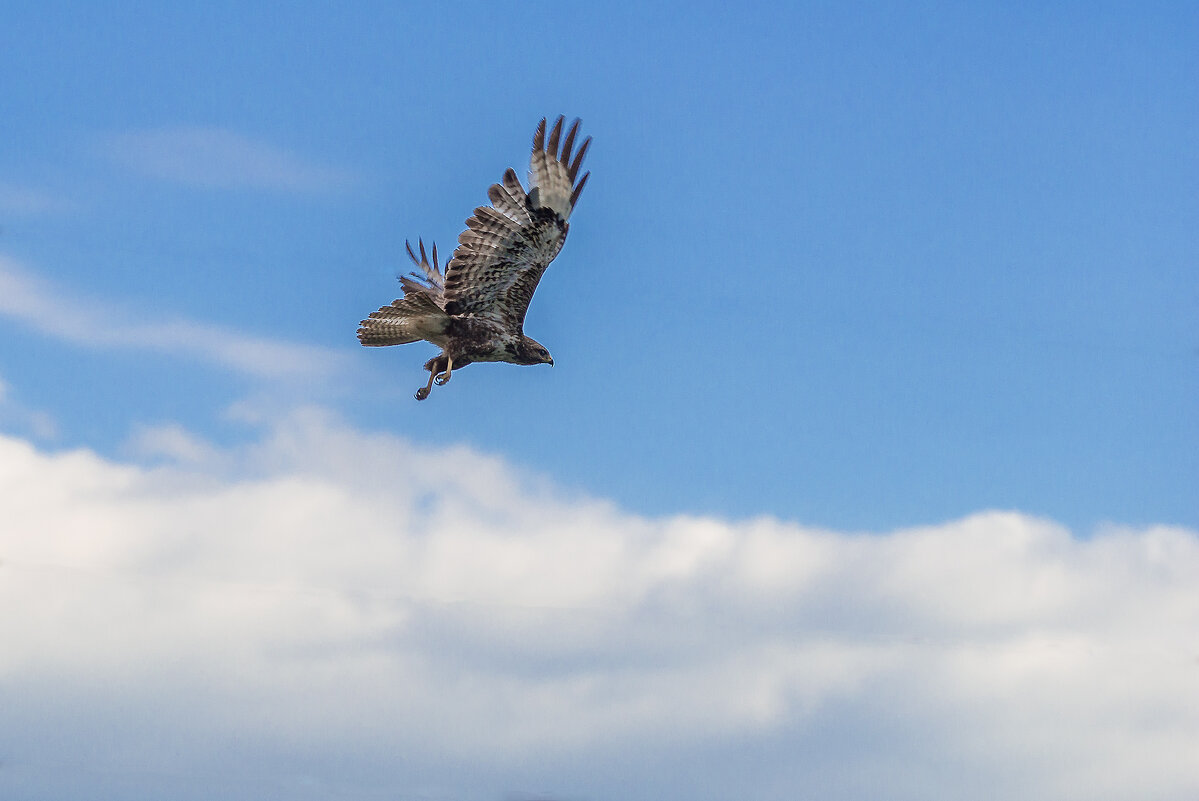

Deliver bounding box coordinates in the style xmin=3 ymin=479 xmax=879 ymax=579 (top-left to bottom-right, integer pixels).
xmin=0 ymin=373 xmax=57 ymax=439
xmin=0 ymin=182 xmax=70 ymax=215
xmin=1 ymin=408 xmax=1196 ymax=800
xmin=102 ymin=126 xmax=354 ymax=192
xmin=0 ymin=254 xmax=347 ymax=381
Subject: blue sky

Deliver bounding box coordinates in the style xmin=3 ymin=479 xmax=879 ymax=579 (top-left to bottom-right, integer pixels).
xmin=1 ymin=2 xmax=1197 ymax=800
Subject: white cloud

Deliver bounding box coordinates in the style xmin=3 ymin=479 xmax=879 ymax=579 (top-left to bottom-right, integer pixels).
xmin=0 ymin=254 xmax=347 ymax=381
xmin=102 ymin=127 xmax=354 ymax=192
xmin=1 ymin=409 xmax=1196 ymax=801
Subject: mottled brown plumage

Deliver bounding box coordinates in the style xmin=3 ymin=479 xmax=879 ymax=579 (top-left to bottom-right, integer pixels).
xmin=357 ymin=116 xmax=591 ymax=400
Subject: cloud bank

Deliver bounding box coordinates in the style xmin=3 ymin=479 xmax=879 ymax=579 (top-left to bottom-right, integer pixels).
xmin=1 ymin=409 xmax=1196 ymax=801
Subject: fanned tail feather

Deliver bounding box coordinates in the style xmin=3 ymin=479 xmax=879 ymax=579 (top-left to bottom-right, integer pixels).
xmin=357 ymin=300 xmax=447 ymax=346
xmin=357 ymin=238 xmax=450 ymax=347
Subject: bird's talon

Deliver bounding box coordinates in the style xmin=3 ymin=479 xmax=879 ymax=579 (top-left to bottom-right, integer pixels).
xmin=415 ymin=387 xmax=430 ymax=400
xmin=434 ymin=372 xmax=451 ymax=386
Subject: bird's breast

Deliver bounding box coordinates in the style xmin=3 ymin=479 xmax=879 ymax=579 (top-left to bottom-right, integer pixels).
xmin=446 ymin=316 xmax=521 ymax=363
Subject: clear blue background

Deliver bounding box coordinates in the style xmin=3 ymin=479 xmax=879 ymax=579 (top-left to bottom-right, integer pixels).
xmin=1 ymin=0 xmax=1195 ymax=531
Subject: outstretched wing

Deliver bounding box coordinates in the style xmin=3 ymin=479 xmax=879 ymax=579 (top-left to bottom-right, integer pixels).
xmin=442 ymin=116 xmax=591 ymax=329
xmin=357 ymin=239 xmax=450 ymax=346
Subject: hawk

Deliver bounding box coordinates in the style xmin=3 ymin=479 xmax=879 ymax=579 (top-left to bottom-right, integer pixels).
xmin=358 ymin=116 xmax=591 ymax=400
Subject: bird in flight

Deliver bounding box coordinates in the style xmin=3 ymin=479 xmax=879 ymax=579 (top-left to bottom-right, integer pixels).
xmin=358 ymin=116 xmax=592 ymax=400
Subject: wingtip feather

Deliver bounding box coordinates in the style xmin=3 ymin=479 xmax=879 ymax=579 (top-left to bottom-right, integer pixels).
xmin=533 ymin=118 xmax=546 ymax=151
xmin=560 ymin=118 xmax=581 ymax=164
xmin=568 ymin=137 xmax=592 ymax=181
xmin=547 ymin=116 xmax=564 ymax=157
xmin=569 ymin=171 xmax=590 ymax=209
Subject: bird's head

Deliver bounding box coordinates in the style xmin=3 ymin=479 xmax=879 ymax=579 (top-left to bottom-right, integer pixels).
xmin=515 ymin=336 xmax=554 ymax=366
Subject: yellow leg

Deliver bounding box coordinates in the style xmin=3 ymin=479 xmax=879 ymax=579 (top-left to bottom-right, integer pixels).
xmin=434 ymin=355 xmax=454 ymax=386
